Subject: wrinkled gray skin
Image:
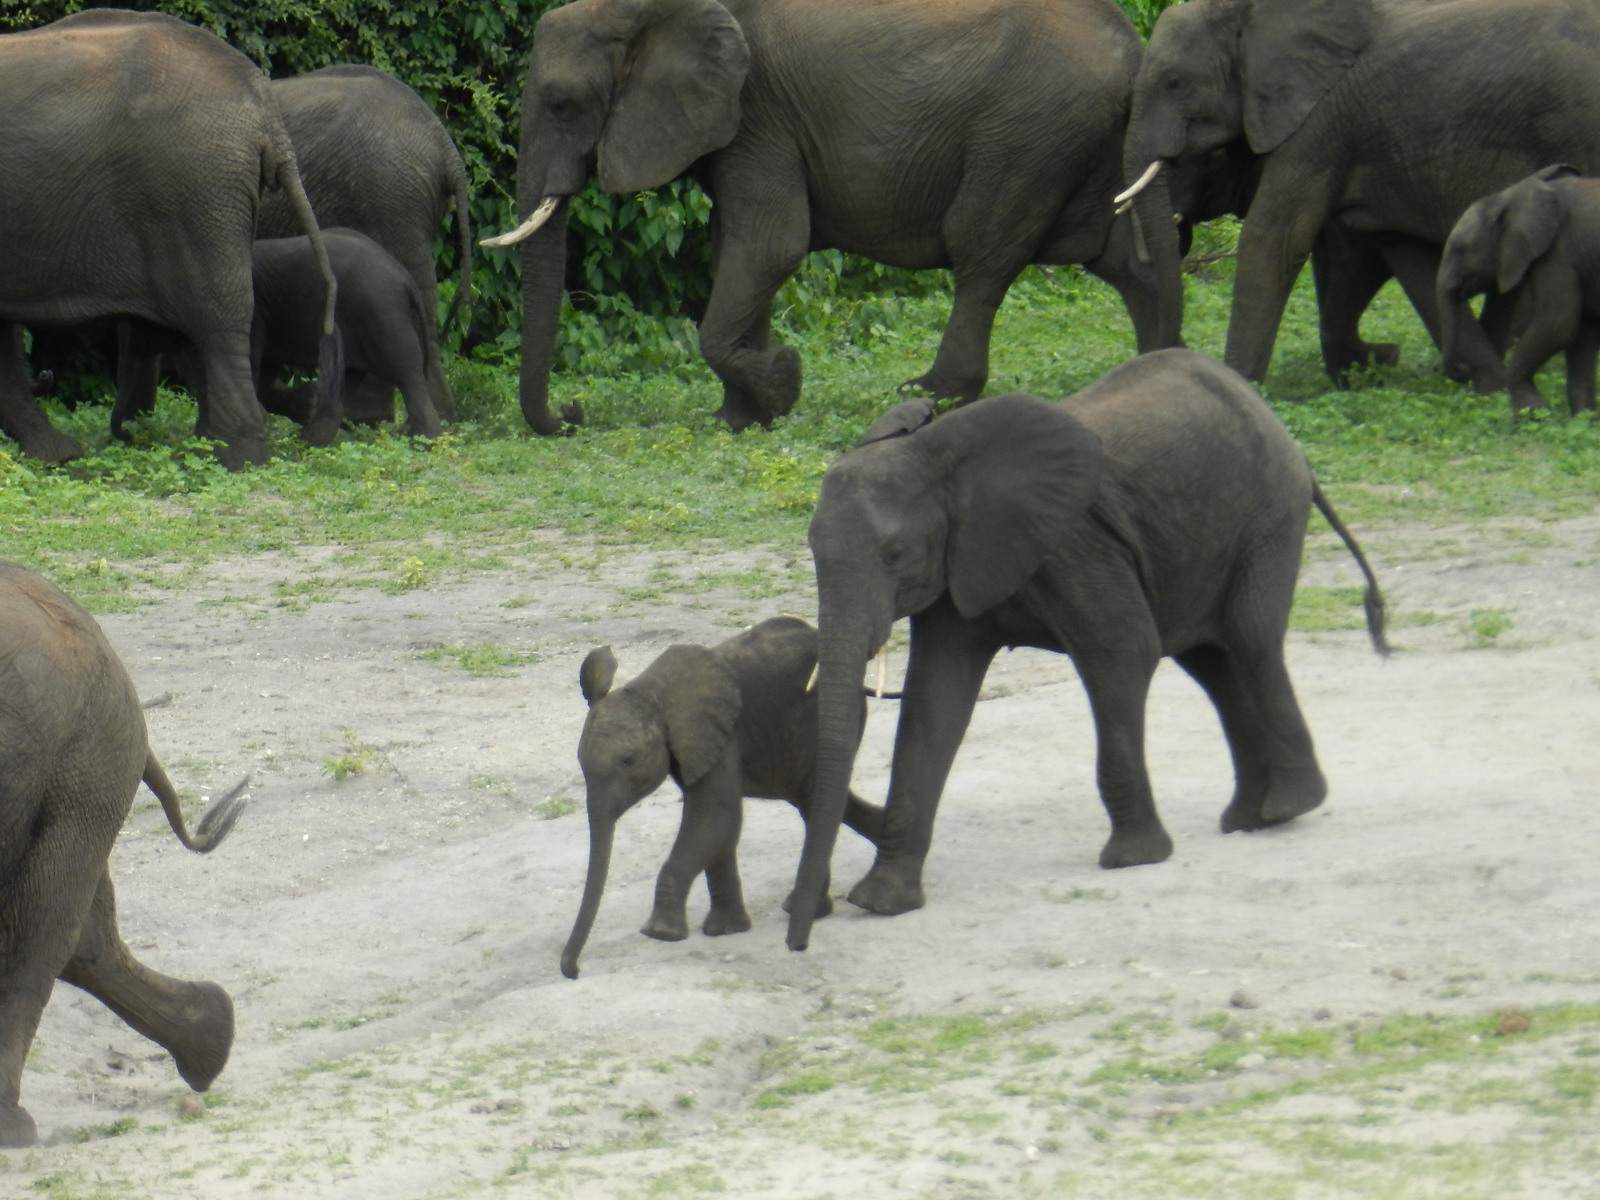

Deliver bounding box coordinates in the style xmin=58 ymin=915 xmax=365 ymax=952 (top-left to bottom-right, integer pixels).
xmin=502 ymin=0 xmax=1181 ymax=436
xmin=565 ymin=616 xmax=885 ymax=979
xmin=118 ymin=230 xmax=445 ymax=442
xmin=1439 ymin=167 xmax=1600 ymax=416
xmin=0 ymin=10 xmax=336 ymax=468
xmin=0 ymin=561 xmax=248 ymax=1149
xmin=1124 ymin=0 xmax=1600 ymax=389
xmin=787 ymin=350 xmax=1390 ymax=950
xmin=260 ymin=64 xmax=471 ymax=426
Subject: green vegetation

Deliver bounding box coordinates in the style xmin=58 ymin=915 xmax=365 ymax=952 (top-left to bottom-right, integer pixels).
xmin=321 ymin=731 xmax=379 ymax=781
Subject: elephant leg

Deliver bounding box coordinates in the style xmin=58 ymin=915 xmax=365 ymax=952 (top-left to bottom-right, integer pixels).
xmin=0 ymin=323 xmax=82 ymax=465
xmin=901 ymin=265 xmax=1016 ymax=403
xmin=57 ymin=872 xmax=234 ymax=1094
xmin=1073 ymin=644 xmax=1173 ymax=869
xmin=342 ymin=374 xmax=398 ymax=426
xmin=1312 ymin=227 xmax=1399 ymax=385
xmin=257 ymin=374 xmax=319 ymax=425
xmin=698 ymin=177 xmax=809 ymax=431
xmin=109 ymin=322 xmax=164 ymax=442
xmin=1226 ymin=184 xmax=1329 ymax=381
xmin=1563 ymin=319 xmax=1599 ymax=415
xmin=1503 ymin=305 xmax=1578 ymax=415
xmin=189 ymin=329 xmax=270 ymax=467
xmin=1385 ymin=239 xmax=1510 ymax=393
xmin=642 ymin=754 xmax=748 ymax=942
xmin=1082 ymin=210 xmax=1170 ymax=356
xmin=848 ymin=603 xmax=998 ymax=916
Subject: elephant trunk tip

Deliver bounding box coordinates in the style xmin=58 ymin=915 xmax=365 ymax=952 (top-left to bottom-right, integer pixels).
xmin=560 ymin=954 xmax=581 ymax=980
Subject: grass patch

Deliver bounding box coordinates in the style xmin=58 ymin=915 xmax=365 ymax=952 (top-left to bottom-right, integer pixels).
xmin=416 ymin=641 xmax=539 ymax=675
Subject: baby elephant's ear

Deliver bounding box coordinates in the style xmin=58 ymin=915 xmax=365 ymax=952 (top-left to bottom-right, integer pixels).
xmin=579 ymin=647 xmax=618 ymax=706
xmin=655 ymin=646 xmax=742 ymax=787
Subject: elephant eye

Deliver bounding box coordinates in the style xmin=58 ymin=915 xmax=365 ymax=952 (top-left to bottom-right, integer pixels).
xmin=544 ymin=90 xmax=577 ymax=122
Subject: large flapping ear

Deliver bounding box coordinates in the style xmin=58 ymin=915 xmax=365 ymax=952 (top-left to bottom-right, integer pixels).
xmin=579 ymin=646 xmax=618 ymax=706
xmin=1240 ymin=0 xmax=1374 ymax=153
xmin=647 ymin=644 xmax=743 ymax=786
xmin=595 ymin=0 xmax=749 ymax=193
xmin=1497 ymin=174 xmax=1565 ymax=293
xmin=911 ymin=394 xmax=1104 ymax=619
xmin=854 ymin=396 xmax=939 ymax=449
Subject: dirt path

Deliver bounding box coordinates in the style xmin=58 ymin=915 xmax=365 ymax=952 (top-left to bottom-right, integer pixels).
xmin=6 ymin=517 xmax=1599 ymax=1198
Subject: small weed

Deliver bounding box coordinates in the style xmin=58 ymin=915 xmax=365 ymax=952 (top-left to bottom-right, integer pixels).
xmin=535 ymin=796 xmax=580 ymax=820
xmin=1465 ymin=608 xmax=1514 ymax=647
xmin=322 ymin=731 xmax=377 ymax=781
xmin=396 ymin=558 xmax=430 ymax=590
xmin=417 ymin=642 xmax=538 ymax=675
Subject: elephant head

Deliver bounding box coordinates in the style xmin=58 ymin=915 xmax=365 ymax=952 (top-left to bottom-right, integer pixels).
xmin=1436 ymin=165 xmax=1578 ymax=378
xmin=786 ymin=395 xmax=1103 ymax=950
xmin=563 ymin=641 xmax=742 ymax=979
xmin=1123 ymin=0 xmax=1375 ymax=205
xmin=486 ymin=0 xmax=750 ymax=434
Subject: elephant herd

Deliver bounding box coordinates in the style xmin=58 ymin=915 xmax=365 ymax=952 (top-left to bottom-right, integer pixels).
xmin=4 ymin=0 xmax=1599 ymax=1153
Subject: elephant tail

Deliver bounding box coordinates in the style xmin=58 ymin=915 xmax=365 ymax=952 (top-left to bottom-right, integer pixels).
xmin=440 ymin=151 xmax=474 ymax=337
xmin=1311 ymin=480 xmax=1391 ymax=658
xmin=144 ymin=755 xmax=249 ymax=854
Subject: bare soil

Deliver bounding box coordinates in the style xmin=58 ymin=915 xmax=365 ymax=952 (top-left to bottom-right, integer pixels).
xmin=5 ymin=516 xmax=1599 ymax=1198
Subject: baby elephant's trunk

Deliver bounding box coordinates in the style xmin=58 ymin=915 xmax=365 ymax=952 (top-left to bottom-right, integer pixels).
xmin=561 ymin=817 xmax=615 ymax=979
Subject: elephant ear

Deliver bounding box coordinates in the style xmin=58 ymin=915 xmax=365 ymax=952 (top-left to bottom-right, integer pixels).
xmin=913 ymin=394 xmax=1104 ymax=620
xmin=1240 ymin=0 xmax=1374 ymax=153
xmin=596 ymin=0 xmax=749 ymax=193
xmin=854 ymin=396 xmax=938 ymax=449
xmin=648 ymin=644 xmax=742 ymax=786
xmin=579 ymin=646 xmax=619 ymax=706
xmin=1497 ymin=174 xmax=1565 ymax=293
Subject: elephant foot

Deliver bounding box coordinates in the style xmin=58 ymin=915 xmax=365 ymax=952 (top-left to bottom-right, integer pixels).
xmin=781 ymin=887 xmax=834 ymax=920
xmin=846 ymin=861 xmax=925 ymax=916
xmin=211 ymin=436 xmax=269 ymax=471
xmin=1098 ymin=822 xmax=1174 ymax=869
xmin=641 ymin=911 xmax=690 ymax=943
xmin=168 ymin=981 xmax=235 ymax=1092
xmin=0 ymin=1103 xmax=38 ymax=1149
xmin=1222 ymin=771 xmax=1327 ymax=833
xmin=702 ymin=905 xmax=753 ymax=937
xmin=522 ymin=399 xmax=585 ymax=437
xmin=300 ymin=407 xmax=341 ymax=448
xmin=11 ymin=424 xmax=83 ymax=465
xmin=898 ymin=365 xmax=983 ymax=404
xmin=713 ymin=347 xmax=802 ymax=431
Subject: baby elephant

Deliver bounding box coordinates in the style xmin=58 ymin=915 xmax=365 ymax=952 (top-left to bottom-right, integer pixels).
xmin=563 ymin=616 xmax=885 ymax=979
xmin=1438 ymin=164 xmax=1600 ymax=415
xmin=251 ymin=227 xmax=447 ymax=439
xmin=0 ymin=561 xmax=247 ymax=1148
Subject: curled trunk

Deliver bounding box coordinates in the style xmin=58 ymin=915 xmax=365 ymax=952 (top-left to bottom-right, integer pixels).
xmin=561 ymin=814 xmax=614 ymax=979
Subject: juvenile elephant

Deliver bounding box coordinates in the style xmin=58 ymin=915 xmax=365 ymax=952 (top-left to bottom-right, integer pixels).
xmin=564 ymin=616 xmax=885 ymax=979
xmin=1438 ymin=166 xmax=1600 ymax=416
xmin=786 ymin=350 xmax=1390 ymax=951
xmin=260 ymin=64 xmax=472 ymax=425
xmin=0 ymin=10 xmax=337 ymax=467
xmin=488 ymin=0 xmax=1181 ymax=436
xmin=0 ymin=561 xmax=248 ymax=1149
xmin=1122 ymin=0 xmax=1600 ymax=390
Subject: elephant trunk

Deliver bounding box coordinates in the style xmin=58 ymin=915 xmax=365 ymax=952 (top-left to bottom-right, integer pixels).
xmin=561 ymin=810 xmax=615 ymax=979
xmin=1120 ymin=109 xmax=1187 ymax=350
xmin=1434 ymin=257 xmax=1475 ymax=383
xmin=514 ymin=195 xmax=578 ymax=436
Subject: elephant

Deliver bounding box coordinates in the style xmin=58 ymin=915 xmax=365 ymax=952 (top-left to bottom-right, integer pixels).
xmin=1120 ymin=0 xmax=1600 ymax=391
xmin=487 ymin=0 xmax=1183 ymax=436
xmin=259 ymin=64 xmax=472 ymax=425
xmin=0 ymin=561 xmax=249 ymax=1149
xmin=784 ymin=349 xmax=1390 ymax=951
xmin=1438 ymin=166 xmax=1600 ymax=416
xmin=564 ymin=616 xmax=885 ymax=979
xmin=0 ymin=9 xmax=338 ymax=467
xmin=113 ymin=230 xmax=445 ymax=442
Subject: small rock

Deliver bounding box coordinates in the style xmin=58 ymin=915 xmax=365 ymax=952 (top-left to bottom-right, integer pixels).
xmin=1236 ymin=1052 xmax=1267 ymax=1069
xmin=1024 ymin=1144 xmax=1041 ymax=1162
xmin=177 ymin=1095 xmax=206 ymax=1120
xmin=1312 ymin=1007 xmax=1334 ymax=1021
xmin=1494 ymin=1007 xmax=1531 ymax=1037
xmin=1229 ymin=989 xmax=1259 ymax=1010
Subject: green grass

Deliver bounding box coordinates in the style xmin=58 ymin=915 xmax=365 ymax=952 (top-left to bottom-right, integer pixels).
xmin=5 ymin=254 xmax=1596 ymax=613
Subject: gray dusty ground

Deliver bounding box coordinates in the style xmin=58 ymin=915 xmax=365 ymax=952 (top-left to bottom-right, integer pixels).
xmin=4 ymin=516 xmax=1598 ymax=1198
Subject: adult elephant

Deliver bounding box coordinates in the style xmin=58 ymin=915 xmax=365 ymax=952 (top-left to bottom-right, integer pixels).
xmin=260 ymin=65 xmax=472 ymax=424
xmin=1 ymin=561 xmax=247 ymax=1148
xmin=785 ymin=351 xmax=1389 ymax=951
xmin=0 ymin=9 xmax=337 ymax=467
xmin=1120 ymin=0 xmax=1600 ymax=388
xmin=488 ymin=0 xmax=1182 ymax=435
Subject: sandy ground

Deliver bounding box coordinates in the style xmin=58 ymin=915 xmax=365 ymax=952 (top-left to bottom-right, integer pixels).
xmin=4 ymin=515 xmax=1599 ymax=1198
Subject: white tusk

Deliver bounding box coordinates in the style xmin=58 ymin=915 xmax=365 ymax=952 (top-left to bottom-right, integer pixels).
xmin=1113 ymin=160 xmax=1163 ymax=214
xmin=806 ymin=662 xmax=819 ymax=692
xmin=479 ymin=196 xmax=560 ymax=248
xmin=875 ymin=646 xmax=888 ymax=699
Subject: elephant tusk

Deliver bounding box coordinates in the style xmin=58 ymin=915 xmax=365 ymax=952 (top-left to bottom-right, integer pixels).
xmin=875 ymin=646 xmax=888 ymax=699
xmin=1113 ymin=160 xmax=1163 ymax=215
xmin=479 ymin=195 xmax=560 ymax=248
xmin=806 ymin=662 xmax=819 ymax=692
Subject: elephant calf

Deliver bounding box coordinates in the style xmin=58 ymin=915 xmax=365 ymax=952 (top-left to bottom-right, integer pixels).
xmin=0 ymin=561 xmax=247 ymax=1148
xmin=1439 ymin=165 xmax=1600 ymax=416
xmin=563 ymin=616 xmax=885 ymax=979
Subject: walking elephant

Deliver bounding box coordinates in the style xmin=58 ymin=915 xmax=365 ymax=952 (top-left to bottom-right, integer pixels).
xmin=0 ymin=9 xmax=337 ymax=468
xmin=785 ymin=350 xmax=1390 ymax=951
xmin=260 ymin=64 xmax=471 ymax=424
xmin=1120 ymin=0 xmax=1600 ymax=390
xmin=0 ymin=561 xmax=248 ymax=1149
xmin=564 ymin=617 xmax=884 ymax=979
xmin=487 ymin=0 xmax=1182 ymax=436
xmin=1439 ymin=166 xmax=1600 ymax=416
